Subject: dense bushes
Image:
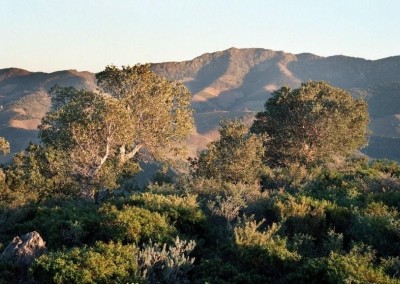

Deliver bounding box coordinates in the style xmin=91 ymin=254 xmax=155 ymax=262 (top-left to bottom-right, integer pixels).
xmin=2 ymin=159 xmax=400 ymax=283
xmin=2 ymin=152 xmax=400 ymax=283
xmin=30 ymin=242 xmax=140 ymax=284
xmin=30 ymin=237 xmax=196 ymax=284
xmin=287 ymin=245 xmax=396 ymax=283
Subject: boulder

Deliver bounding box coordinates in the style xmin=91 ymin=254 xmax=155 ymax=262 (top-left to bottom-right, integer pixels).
xmin=0 ymin=231 xmax=46 ymax=267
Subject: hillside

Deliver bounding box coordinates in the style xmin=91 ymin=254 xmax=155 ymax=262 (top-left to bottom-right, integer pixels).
xmin=1 ymin=48 xmax=400 ymax=161
xmin=152 ymin=48 xmax=400 ymax=160
xmin=0 ymin=69 xmax=96 ymax=160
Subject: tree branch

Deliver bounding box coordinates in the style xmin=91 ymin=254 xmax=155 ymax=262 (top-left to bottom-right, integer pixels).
xmin=90 ymin=137 xmax=111 ymax=177
xmin=119 ymin=144 xmax=142 ymax=164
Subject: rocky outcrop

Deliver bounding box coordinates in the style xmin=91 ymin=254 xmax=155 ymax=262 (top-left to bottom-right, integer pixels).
xmin=1 ymin=231 xmax=46 ymax=266
xmin=0 ymin=231 xmax=46 ymax=282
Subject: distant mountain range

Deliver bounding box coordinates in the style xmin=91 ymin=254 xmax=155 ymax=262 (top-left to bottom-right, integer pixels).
xmin=1 ymin=47 xmax=400 ymax=162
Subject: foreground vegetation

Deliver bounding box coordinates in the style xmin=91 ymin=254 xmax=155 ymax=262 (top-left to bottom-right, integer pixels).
xmin=0 ymin=68 xmax=399 ymax=283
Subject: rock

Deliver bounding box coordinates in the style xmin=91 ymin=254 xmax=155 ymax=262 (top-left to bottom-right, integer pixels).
xmin=0 ymin=231 xmax=46 ymax=267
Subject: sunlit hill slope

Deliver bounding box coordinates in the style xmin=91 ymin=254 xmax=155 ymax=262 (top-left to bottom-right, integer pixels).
xmin=1 ymin=47 xmax=400 ymax=161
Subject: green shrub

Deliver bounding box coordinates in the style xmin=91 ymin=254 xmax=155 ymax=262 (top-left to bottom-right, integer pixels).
xmin=274 ymin=195 xmax=329 ymax=238
xmin=370 ymin=160 xmax=400 ymax=178
xmin=0 ymin=198 xmax=177 ymax=249
xmin=287 ymin=245 xmax=395 ymax=283
xmin=30 ymin=238 xmax=197 ymax=284
xmin=234 ymin=219 xmax=300 ymax=277
xmin=193 ymin=257 xmax=266 ymax=284
xmin=98 ymin=204 xmax=176 ymax=244
xmin=30 ymin=242 xmax=140 ymax=284
xmin=349 ymin=202 xmax=400 ymax=256
xmin=381 ymin=256 xmax=400 ymax=279
xmin=0 ymin=261 xmax=20 ymax=284
xmin=126 ymin=192 xmax=206 ymax=232
xmin=31 ymin=200 xmax=100 ymax=248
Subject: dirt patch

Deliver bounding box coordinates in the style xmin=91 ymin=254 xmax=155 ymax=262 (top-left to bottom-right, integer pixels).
xmin=10 ymin=119 xmax=41 ymax=130
xmin=13 ymin=108 xmax=27 ymax=115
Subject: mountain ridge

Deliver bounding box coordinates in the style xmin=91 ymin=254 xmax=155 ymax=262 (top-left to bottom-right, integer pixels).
xmin=1 ymin=47 xmax=400 ymax=161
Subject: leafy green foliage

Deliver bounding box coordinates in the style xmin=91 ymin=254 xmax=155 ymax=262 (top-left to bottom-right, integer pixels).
xmin=30 ymin=237 xmax=196 ymax=284
xmin=37 ymin=64 xmax=193 ymax=198
xmin=126 ymin=192 xmax=206 ymax=234
xmin=287 ymin=245 xmax=396 ymax=283
xmin=251 ymin=81 xmax=369 ymax=166
xmin=0 ymin=197 xmax=179 ymax=249
xmin=349 ymin=202 xmax=400 ymax=256
xmin=39 ymin=87 xmax=137 ymax=197
xmin=3 ymin=144 xmax=78 ymax=205
xmin=98 ymin=204 xmax=175 ymax=244
xmin=234 ymin=219 xmax=300 ymax=275
xmin=193 ymin=119 xmax=266 ymax=184
xmin=96 ymin=64 xmax=194 ymax=164
xmin=0 ymin=261 xmax=20 ymax=284
xmin=0 ymin=137 xmax=10 ymax=156
xmin=30 ymin=242 xmax=140 ymax=284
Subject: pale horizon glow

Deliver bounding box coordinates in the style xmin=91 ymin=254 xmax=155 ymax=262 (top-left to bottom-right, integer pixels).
xmin=1 ymin=0 xmax=399 ymax=73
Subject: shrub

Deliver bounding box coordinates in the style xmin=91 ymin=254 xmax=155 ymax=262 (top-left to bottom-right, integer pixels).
xmin=349 ymin=202 xmax=400 ymax=256
xmin=138 ymin=236 xmax=196 ymax=284
xmin=30 ymin=242 xmax=140 ymax=284
xmin=126 ymin=192 xmax=206 ymax=232
xmin=98 ymin=204 xmax=176 ymax=244
xmin=234 ymin=219 xmax=300 ymax=277
xmin=287 ymin=244 xmax=395 ymax=283
xmin=274 ymin=195 xmax=329 ymax=238
xmin=30 ymin=237 xmax=196 ymax=284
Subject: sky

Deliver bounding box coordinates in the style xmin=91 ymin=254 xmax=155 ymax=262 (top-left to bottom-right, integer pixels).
xmin=1 ymin=0 xmax=399 ymax=72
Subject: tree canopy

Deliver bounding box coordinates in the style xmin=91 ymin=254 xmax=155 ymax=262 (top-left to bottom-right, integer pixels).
xmin=0 ymin=137 xmax=10 ymax=156
xmin=193 ymin=119 xmax=265 ymax=184
xmin=38 ymin=65 xmax=194 ymax=197
xmin=39 ymin=88 xmax=136 ymax=197
xmin=96 ymin=64 xmax=194 ymax=163
xmin=251 ymin=81 xmax=369 ymax=166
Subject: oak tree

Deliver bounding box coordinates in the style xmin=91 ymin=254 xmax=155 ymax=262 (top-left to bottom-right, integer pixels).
xmin=96 ymin=64 xmax=194 ymax=163
xmin=251 ymin=81 xmax=369 ymax=166
xmin=39 ymin=65 xmax=194 ymax=198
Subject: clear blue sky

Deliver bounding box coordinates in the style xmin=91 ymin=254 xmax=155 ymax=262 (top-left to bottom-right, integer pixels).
xmin=1 ymin=0 xmax=399 ymax=72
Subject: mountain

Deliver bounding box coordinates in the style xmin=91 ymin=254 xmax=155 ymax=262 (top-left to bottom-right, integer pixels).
xmin=1 ymin=48 xmax=400 ymax=162
xmin=152 ymin=48 xmax=400 ymax=160
xmin=0 ymin=69 xmax=96 ymax=161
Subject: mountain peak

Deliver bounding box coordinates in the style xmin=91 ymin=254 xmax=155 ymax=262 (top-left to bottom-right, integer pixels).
xmin=0 ymin=68 xmax=31 ymax=81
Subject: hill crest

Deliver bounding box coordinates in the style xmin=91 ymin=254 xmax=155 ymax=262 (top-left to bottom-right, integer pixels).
xmin=1 ymin=47 xmax=400 ymax=160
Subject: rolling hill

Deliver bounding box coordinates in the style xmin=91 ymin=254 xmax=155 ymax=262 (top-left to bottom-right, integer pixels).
xmin=1 ymin=47 xmax=400 ymax=162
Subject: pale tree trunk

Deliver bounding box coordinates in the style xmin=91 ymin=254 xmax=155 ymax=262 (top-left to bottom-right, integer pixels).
xmin=89 ymin=138 xmax=111 ymax=178
xmin=77 ymin=138 xmax=112 ymax=199
xmin=119 ymin=144 xmax=142 ymax=164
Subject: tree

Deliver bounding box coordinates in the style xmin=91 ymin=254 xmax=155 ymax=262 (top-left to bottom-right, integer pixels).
xmin=251 ymin=81 xmax=369 ymax=166
xmin=39 ymin=88 xmax=136 ymax=197
xmin=39 ymin=65 xmax=193 ymax=198
xmin=0 ymin=137 xmax=10 ymax=156
xmin=96 ymin=64 xmax=194 ymax=163
xmin=193 ymin=119 xmax=266 ymax=184
xmin=5 ymin=143 xmax=77 ymax=201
